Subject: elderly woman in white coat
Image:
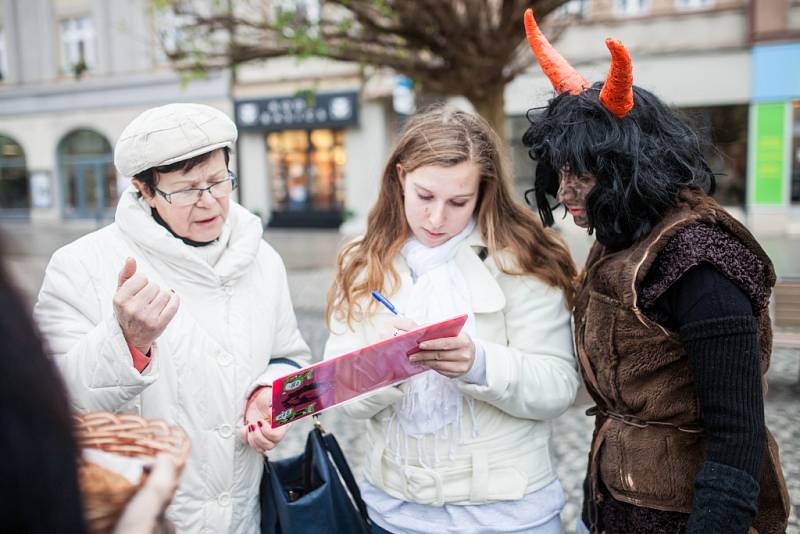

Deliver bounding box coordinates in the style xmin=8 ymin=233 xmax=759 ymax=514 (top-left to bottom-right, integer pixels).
xmin=324 ymin=107 xmax=579 ymax=534
xmin=34 ymin=103 xmax=309 ymax=534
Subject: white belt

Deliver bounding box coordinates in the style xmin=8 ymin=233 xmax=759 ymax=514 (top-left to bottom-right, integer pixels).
xmin=367 ymin=435 xmax=554 ymax=506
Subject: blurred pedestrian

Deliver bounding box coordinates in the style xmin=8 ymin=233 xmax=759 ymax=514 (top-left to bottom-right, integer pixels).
xmin=325 ymin=106 xmax=579 ymax=534
xmin=521 ymin=9 xmax=790 ymax=534
xmin=34 ymin=103 xmax=310 ymax=533
xmin=0 ymin=235 xmax=181 ymax=534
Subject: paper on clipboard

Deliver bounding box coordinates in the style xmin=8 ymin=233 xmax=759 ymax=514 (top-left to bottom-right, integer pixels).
xmin=270 ymin=314 xmax=468 ymax=428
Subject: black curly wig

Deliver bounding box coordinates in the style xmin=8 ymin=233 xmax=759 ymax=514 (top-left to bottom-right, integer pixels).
xmin=522 ymin=83 xmax=715 ymax=250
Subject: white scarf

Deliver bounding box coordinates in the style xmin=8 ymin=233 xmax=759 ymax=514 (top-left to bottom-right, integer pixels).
xmin=392 ymin=218 xmax=477 ymax=451
xmin=116 ymin=186 xmax=260 ymax=285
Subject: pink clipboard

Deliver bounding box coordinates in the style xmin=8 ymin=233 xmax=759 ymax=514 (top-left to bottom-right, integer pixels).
xmin=270 ymin=314 xmax=468 ymax=428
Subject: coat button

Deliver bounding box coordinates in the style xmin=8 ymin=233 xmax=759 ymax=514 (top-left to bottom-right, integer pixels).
xmin=217 ymin=352 xmax=233 ymax=366
xmin=217 ymin=492 xmax=231 ymax=507
xmin=217 ymin=424 xmax=233 ymax=439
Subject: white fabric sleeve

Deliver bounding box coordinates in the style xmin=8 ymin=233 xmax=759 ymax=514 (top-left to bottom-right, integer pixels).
xmin=33 ymin=248 xmax=158 ymax=413
xmin=246 ymin=256 xmax=311 ymax=397
xmin=459 ymin=338 xmax=487 ymax=386
xmin=457 ymin=276 xmax=578 ymax=421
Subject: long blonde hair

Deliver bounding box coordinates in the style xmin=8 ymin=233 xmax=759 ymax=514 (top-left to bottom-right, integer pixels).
xmin=327 ymin=106 xmax=576 ymax=328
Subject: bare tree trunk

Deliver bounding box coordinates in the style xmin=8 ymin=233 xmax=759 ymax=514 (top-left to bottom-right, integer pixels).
xmin=468 ymin=86 xmax=508 ymax=145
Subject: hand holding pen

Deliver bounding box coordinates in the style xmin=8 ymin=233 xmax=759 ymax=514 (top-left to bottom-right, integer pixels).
xmin=371 ymin=291 xmax=416 ymax=336
xmin=372 ymin=291 xmax=476 ymax=378
xmin=370 ymin=291 xmax=401 ymax=316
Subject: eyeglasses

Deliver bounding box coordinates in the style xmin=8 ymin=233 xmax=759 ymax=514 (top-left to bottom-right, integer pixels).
xmin=154 ymin=171 xmax=238 ymax=207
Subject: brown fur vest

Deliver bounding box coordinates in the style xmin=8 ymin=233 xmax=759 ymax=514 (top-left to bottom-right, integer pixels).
xmin=573 ymin=191 xmax=790 ymax=533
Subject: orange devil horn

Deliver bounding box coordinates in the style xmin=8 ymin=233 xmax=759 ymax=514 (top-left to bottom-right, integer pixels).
xmin=523 ymin=8 xmax=589 ymax=95
xmin=599 ymin=38 xmax=634 ymax=118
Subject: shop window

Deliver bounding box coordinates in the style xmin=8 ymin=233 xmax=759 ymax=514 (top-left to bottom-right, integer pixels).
xmin=0 ymin=135 xmax=29 ymax=211
xmin=273 ymin=0 xmax=320 ymax=24
xmin=791 ymin=101 xmax=800 ymax=203
xmin=58 ymin=129 xmax=116 ymax=218
xmin=153 ymin=7 xmax=193 ymax=65
xmin=682 ymin=105 xmax=748 ymax=206
xmin=506 ymin=115 xmax=537 ymax=203
xmin=60 ymin=16 xmax=95 ymax=77
xmin=266 ymin=128 xmax=345 ymax=212
xmin=680 ymin=104 xmax=748 ymax=207
xmin=509 ymin=105 xmax=749 ymax=210
xmin=0 ymin=28 xmax=7 ymax=82
xmin=556 ymin=0 xmax=588 ymax=19
xmin=675 ymin=0 xmax=714 ymax=10
xmin=614 ymin=0 xmax=651 ymax=17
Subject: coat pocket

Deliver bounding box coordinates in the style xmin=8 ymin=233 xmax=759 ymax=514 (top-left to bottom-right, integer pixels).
xmin=583 ymin=291 xmax=622 ymax=401
xmin=599 ymin=422 xmax=703 ymax=512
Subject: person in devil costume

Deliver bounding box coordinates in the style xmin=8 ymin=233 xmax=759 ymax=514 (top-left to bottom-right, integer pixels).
xmin=520 ymin=9 xmax=790 ymax=534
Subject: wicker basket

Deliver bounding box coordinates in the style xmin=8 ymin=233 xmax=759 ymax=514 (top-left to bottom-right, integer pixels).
xmin=74 ymin=412 xmax=191 ymax=534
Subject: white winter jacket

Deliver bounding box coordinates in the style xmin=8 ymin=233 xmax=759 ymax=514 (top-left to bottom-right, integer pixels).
xmin=34 ymin=187 xmax=310 ymax=534
xmin=324 ymin=229 xmax=578 ymax=506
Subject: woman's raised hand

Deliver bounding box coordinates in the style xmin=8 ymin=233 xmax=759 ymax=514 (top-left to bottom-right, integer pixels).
xmin=412 ymin=332 xmax=476 ymax=378
xmin=113 ymin=258 xmax=180 ymax=354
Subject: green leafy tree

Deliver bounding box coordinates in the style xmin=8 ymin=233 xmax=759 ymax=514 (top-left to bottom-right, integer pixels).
xmin=154 ymin=0 xmax=572 ymax=140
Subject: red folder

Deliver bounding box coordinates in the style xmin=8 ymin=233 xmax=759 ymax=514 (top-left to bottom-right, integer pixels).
xmin=270 ymin=314 xmax=468 ymax=428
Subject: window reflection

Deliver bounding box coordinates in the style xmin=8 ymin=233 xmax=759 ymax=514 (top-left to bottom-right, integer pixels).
xmin=681 ymin=104 xmax=748 ymax=207
xmin=57 ymin=129 xmax=116 ymax=218
xmin=267 ymin=128 xmax=345 ymax=212
xmin=0 ymin=135 xmax=29 ymax=210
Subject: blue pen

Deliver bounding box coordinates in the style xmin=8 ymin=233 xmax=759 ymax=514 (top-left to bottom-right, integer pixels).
xmin=371 ymin=291 xmax=400 ymax=316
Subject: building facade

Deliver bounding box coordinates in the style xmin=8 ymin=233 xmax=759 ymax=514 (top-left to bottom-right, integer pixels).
xmin=0 ymin=0 xmax=396 ymax=230
xmin=748 ymin=0 xmax=800 ymax=234
xmin=0 ymin=0 xmax=798 ymax=238
xmin=505 ymin=0 xmax=800 ymax=237
xmin=231 ymin=56 xmax=396 ymax=229
xmin=0 ymin=0 xmax=230 ymax=224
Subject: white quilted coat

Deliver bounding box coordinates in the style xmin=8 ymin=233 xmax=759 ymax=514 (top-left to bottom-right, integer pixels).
xmin=34 ymin=187 xmax=310 ymax=534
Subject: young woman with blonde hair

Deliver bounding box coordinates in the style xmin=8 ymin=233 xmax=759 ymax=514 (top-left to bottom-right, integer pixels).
xmin=324 ymin=106 xmax=579 ymax=534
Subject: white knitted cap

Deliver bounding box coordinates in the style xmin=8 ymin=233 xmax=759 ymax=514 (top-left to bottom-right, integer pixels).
xmin=114 ymin=103 xmax=237 ymax=177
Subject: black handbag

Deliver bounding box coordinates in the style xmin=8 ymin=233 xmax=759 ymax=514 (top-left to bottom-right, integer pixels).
xmin=260 ymin=417 xmax=372 ymax=534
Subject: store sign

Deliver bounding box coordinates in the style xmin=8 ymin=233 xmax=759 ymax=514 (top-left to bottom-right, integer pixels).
xmin=753 ymin=102 xmax=786 ymax=205
xmin=235 ymin=91 xmax=359 ymax=132
xmin=752 ymin=43 xmax=800 ymax=101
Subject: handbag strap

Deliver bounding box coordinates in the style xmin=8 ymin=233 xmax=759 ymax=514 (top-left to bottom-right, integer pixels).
xmin=320 ymin=430 xmax=372 ymax=527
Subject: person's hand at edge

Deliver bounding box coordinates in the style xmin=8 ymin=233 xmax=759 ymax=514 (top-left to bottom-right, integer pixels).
xmin=113 ymin=453 xmax=181 ymax=534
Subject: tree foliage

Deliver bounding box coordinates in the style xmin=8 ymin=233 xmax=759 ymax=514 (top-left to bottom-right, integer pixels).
xmin=156 ymin=0 xmax=572 ymax=137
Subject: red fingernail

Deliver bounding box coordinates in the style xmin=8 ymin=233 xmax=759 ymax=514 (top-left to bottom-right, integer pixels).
xmin=248 ymin=424 xmax=254 ymax=432
xmin=257 ymin=421 xmax=263 ymax=428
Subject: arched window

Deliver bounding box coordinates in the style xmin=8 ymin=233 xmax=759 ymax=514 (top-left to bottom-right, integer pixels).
xmin=0 ymin=134 xmax=29 ymax=215
xmin=57 ymin=129 xmax=116 ymax=219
